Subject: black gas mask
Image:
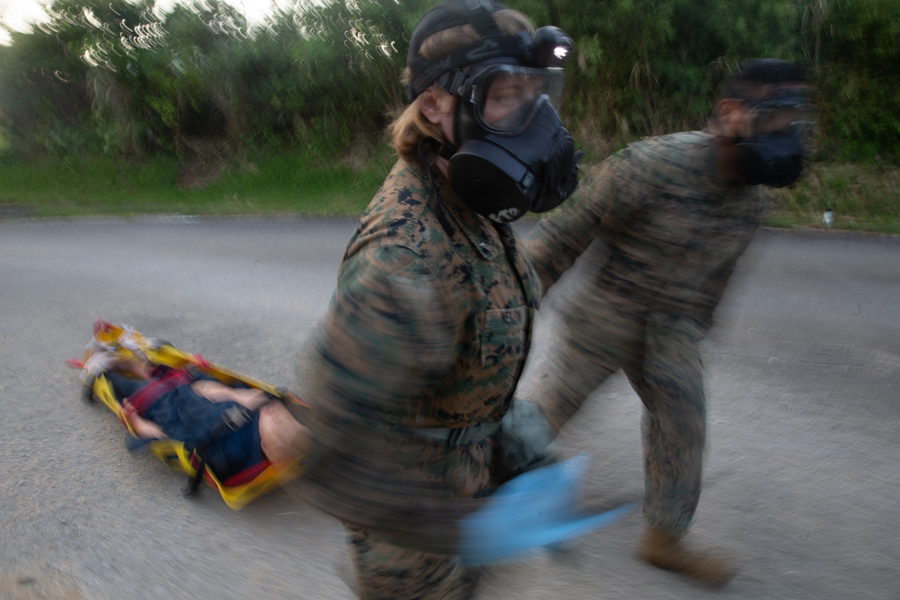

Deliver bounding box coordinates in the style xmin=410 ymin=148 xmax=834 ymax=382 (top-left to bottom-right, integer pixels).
xmin=732 ymin=90 xmax=815 ymax=188
xmin=406 ymin=1 xmax=581 ymax=223
xmin=442 ymin=60 xmax=579 ymax=222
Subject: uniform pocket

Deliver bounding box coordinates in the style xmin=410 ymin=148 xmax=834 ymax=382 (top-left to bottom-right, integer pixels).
xmin=481 ymin=307 xmax=527 ymax=369
xmin=429 ymin=307 xmax=529 ymax=425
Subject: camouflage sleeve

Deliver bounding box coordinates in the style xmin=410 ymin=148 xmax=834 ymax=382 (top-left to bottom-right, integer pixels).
xmin=311 ymin=244 xmax=459 ymax=420
xmin=524 ymin=154 xmax=642 ymax=293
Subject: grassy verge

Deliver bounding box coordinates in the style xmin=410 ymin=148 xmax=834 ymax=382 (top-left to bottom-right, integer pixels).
xmin=1 ymin=153 xmax=898 ymax=234
xmin=0 ymin=152 xmax=391 ymax=218
xmin=764 ymin=162 xmax=900 ymax=234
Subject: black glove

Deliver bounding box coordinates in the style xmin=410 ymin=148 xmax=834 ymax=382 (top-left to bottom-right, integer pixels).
xmin=494 ymin=398 xmax=559 ymax=482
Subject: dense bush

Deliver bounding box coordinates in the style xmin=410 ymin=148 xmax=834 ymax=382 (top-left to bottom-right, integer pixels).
xmin=0 ymin=0 xmax=897 ymax=163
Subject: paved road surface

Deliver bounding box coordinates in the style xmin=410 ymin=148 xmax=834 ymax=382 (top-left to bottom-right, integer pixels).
xmin=0 ymin=218 xmax=897 ymax=599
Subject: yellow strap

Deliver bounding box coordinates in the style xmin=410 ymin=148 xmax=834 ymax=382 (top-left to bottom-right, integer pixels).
xmin=94 ymin=374 xmax=138 ymax=437
xmin=145 ymin=440 xmax=305 ymax=510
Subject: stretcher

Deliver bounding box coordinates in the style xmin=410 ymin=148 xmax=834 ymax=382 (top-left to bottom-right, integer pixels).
xmin=67 ymin=321 xmax=310 ymax=510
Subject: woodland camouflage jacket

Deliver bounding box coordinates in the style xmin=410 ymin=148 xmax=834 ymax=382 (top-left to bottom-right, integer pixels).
xmin=297 ymin=159 xmax=540 ymax=546
xmin=313 ymin=158 xmax=539 ymax=429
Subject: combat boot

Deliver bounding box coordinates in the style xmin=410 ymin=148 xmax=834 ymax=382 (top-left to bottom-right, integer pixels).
xmin=639 ymin=527 xmax=736 ymax=587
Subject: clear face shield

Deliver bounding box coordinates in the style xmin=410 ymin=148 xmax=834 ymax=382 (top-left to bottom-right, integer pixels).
xmin=461 ymin=64 xmax=565 ymax=135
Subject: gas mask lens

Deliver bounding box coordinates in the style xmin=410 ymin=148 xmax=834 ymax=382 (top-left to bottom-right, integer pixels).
xmin=468 ymin=65 xmax=564 ymax=134
xmin=748 ymin=88 xmax=816 ymax=136
xmin=752 ymin=105 xmax=816 ymax=136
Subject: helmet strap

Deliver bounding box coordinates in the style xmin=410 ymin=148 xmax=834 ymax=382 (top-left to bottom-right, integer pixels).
xmin=436 ymin=139 xmax=457 ymax=160
xmin=433 ymin=69 xmax=469 ymax=96
xmin=449 ymin=0 xmax=501 ymax=37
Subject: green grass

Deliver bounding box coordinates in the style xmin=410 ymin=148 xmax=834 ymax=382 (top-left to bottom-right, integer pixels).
xmin=0 ymin=151 xmax=391 ymax=218
xmin=764 ymin=163 xmax=900 ymax=234
xmin=1 ymin=152 xmax=898 ymax=235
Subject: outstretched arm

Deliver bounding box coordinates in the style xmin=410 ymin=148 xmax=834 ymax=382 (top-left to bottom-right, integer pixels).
xmin=189 ymin=380 xmax=270 ymax=411
xmin=123 ymin=399 xmax=167 ymax=439
xmin=298 ymin=245 xmax=463 ymax=544
xmin=524 ymin=160 xmax=618 ymax=294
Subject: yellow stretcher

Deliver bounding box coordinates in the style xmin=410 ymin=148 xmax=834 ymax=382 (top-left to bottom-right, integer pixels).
xmin=70 ymin=321 xmax=309 ymax=510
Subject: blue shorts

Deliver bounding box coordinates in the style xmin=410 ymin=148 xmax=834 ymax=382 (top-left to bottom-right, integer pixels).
xmin=108 ymin=373 xmax=263 ymax=481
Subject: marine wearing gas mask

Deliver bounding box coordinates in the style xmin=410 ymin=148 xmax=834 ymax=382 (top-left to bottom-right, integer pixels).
xmin=406 ymin=0 xmax=581 ymax=222
xmin=520 ymin=58 xmax=817 ymax=588
xmin=721 ymin=59 xmax=815 ymax=187
xmin=293 ymin=2 xmax=601 ymax=598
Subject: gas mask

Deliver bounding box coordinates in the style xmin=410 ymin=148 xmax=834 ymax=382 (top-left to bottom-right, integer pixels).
xmin=446 ymin=62 xmax=580 ymax=222
xmin=406 ymin=10 xmax=581 ymax=223
xmin=732 ymin=90 xmax=815 ymax=188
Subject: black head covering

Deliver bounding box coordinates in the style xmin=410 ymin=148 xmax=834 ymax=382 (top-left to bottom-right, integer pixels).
xmin=721 ymin=59 xmax=807 ymax=102
xmin=405 ymin=0 xmax=529 ymax=101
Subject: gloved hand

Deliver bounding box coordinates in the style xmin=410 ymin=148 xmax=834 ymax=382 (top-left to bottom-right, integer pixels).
xmin=495 ymin=397 xmax=558 ymax=480
xmin=458 ymin=454 xmax=637 ymax=565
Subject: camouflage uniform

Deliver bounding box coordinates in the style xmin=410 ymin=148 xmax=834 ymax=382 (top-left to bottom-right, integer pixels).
xmin=525 ymin=130 xmax=764 ymax=537
xmin=300 ymin=159 xmax=539 ymax=599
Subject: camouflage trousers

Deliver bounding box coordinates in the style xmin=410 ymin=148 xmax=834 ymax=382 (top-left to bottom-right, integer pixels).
xmin=340 ymin=434 xmax=493 ymax=600
xmin=530 ymin=290 xmax=706 ymax=537
xmin=343 ymin=524 xmax=479 ymax=600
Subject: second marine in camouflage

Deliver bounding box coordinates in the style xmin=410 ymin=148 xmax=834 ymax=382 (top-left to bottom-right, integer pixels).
xmin=525 ymin=59 xmax=814 ymax=586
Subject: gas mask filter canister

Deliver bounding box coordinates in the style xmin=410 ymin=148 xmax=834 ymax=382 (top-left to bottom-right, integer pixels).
xmin=733 ymin=130 xmax=804 ymax=188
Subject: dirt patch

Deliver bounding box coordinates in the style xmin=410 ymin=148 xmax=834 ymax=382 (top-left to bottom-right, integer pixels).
xmin=177 ymin=137 xmax=229 ymax=189
xmin=0 ymin=569 xmax=82 ymax=599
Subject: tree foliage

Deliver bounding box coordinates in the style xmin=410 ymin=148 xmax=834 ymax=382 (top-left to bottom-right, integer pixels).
xmin=0 ymin=0 xmax=896 ymax=162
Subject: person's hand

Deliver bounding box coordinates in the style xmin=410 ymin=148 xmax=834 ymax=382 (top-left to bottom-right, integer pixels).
xmin=495 ymin=398 xmax=558 ymax=481
xmin=122 ymin=398 xmax=137 ymax=419
xmin=122 ymin=399 xmax=166 ymax=440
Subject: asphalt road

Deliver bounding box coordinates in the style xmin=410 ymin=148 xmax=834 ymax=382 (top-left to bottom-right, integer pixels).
xmin=0 ymin=218 xmax=897 ymax=600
